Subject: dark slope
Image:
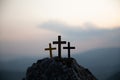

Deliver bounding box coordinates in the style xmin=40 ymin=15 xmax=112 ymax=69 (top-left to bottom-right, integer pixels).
xmin=0 ymin=47 xmax=120 ymax=80
xmin=73 ymin=47 xmax=120 ymax=80
xmin=107 ymin=72 xmax=120 ymax=80
xmin=24 ymin=57 xmax=97 ymax=80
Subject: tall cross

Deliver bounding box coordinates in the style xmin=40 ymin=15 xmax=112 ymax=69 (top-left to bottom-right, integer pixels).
xmin=63 ymin=42 xmax=75 ymax=58
xmin=53 ymin=35 xmax=66 ymax=59
xmin=45 ymin=43 xmax=56 ymax=58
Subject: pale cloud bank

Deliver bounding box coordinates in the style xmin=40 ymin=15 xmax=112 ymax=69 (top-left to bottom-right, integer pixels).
xmin=0 ymin=20 xmax=120 ymax=60
xmin=39 ymin=21 xmax=120 ymax=40
xmin=39 ymin=21 xmax=120 ymax=51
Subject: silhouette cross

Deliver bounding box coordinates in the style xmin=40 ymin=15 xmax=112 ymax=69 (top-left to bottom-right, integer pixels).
xmin=63 ymin=42 xmax=75 ymax=58
xmin=45 ymin=43 xmax=56 ymax=58
xmin=53 ymin=35 xmax=66 ymax=59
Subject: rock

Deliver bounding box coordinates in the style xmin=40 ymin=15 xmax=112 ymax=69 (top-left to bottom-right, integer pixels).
xmin=23 ymin=57 xmax=97 ymax=80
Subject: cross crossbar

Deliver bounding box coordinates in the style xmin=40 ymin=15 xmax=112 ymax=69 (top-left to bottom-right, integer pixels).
xmin=63 ymin=42 xmax=75 ymax=58
xmin=45 ymin=43 xmax=56 ymax=58
xmin=53 ymin=35 xmax=66 ymax=59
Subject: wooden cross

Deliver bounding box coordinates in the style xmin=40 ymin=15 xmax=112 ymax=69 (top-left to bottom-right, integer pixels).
xmin=53 ymin=35 xmax=66 ymax=59
xmin=45 ymin=43 xmax=56 ymax=58
xmin=63 ymin=42 xmax=75 ymax=58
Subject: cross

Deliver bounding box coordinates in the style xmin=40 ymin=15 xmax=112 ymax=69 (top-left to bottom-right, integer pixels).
xmin=53 ymin=35 xmax=66 ymax=59
xmin=63 ymin=42 xmax=75 ymax=58
xmin=45 ymin=43 xmax=56 ymax=58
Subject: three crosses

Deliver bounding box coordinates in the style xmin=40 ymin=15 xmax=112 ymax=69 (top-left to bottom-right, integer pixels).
xmin=45 ymin=35 xmax=75 ymax=59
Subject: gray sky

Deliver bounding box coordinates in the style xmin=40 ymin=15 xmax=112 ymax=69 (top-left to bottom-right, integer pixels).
xmin=0 ymin=0 xmax=120 ymax=60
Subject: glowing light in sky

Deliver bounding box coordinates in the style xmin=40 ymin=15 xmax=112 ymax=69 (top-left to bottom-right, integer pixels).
xmin=1 ymin=0 xmax=120 ymax=28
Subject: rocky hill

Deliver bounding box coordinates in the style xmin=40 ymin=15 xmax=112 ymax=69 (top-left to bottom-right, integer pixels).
xmin=23 ymin=57 xmax=97 ymax=80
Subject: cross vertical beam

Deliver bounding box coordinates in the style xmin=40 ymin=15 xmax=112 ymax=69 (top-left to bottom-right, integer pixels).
xmin=53 ymin=35 xmax=66 ymax=59
xmin=45 ymin=43 xmax=56 ymax=58
xmin=63 ymin=42 xmax=75 ymax=58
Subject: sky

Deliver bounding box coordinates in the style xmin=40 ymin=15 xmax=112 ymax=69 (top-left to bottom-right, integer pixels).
xmin=0 ymin=0 xmax=120 ymax=61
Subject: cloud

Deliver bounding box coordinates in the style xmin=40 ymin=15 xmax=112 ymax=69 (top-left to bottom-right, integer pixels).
xmin=39 ymin=21 xmax=120 ymax=40
xmin=39 ymin=21 xmax=120 ymax=52
xmin=0 ymin=21 xmax=120 ymax=60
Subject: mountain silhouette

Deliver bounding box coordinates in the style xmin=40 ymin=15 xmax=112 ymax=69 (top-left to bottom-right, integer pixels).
xmin=0 ymin=47 xmax=120 ymax=80
xmin=73 ymin=47 xmax=120 ymax=80
xmin=107 ymin=72 xmax=120 ymax=80
xmin=23 ymin=57 xmax=97 ymax=80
